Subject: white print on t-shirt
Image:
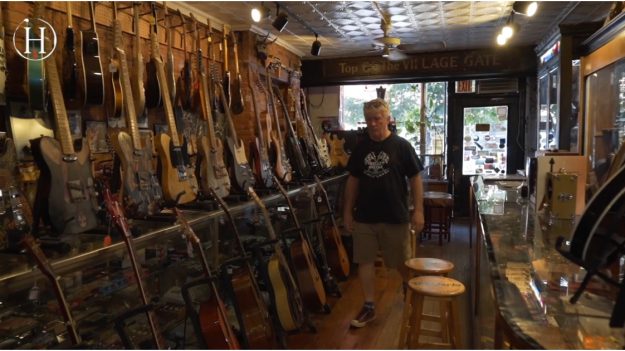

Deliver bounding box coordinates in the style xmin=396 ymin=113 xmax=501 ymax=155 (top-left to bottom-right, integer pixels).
xmin=363 ymin=151 xmax=390 ymax=178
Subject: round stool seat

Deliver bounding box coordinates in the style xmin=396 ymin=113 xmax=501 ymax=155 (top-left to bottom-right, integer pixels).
xmin=408 ymin=276 xmax=465 ymax=298
xmin=405 ymin=257 xmax=454 ymax=276
xmin=424 ymin=191 xmax=454 ymax=207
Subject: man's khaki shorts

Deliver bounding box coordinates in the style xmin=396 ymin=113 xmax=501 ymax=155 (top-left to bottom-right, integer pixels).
xmin=352 ymin=221 xmax=411 ymax=269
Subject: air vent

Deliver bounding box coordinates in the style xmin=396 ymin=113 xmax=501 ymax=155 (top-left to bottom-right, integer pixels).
xmin=477 ymin=78 xmax=519 ymax=94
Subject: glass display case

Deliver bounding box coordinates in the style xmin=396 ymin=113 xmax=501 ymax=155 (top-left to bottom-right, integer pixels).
xmin=537 ymin=42 xmax=561 ymax=151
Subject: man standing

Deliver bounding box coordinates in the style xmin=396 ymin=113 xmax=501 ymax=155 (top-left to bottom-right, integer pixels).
xmin=343 ymin=98 xmax=424 ymax=328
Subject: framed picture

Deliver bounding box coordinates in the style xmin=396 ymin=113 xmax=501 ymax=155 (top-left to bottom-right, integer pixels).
xmin=67 ymin=110 xmax=82 ymax=139
xmin=85 ymin=120 xmax=109 ymax=154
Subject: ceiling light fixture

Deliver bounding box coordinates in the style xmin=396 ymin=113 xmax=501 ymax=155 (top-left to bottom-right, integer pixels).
xmin=502 ymin=15 xmax=515 ymax=39
xmin=251 ymin=3 xmax=269 ymax=23
xmin=311 ymin=33 xmax=321 ymax=56
xmin=512 ymin=1 xmax=538 ymax=17
xmin=272 ymin=4 xmax=288 ymax=32
xmin=496 ymin=33 xmax=507 ymax=46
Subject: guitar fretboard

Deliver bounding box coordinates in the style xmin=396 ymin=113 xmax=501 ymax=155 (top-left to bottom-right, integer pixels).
xmin=45 ymin=55 xmax=75 ymax=158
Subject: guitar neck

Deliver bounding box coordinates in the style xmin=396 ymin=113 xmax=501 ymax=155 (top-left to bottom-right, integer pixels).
xmin=265 ymin=71 xmax=284 ymax=145
xmin=218 ymin=82 xmax=240 ymax=141
xmin=274 ymin=176 xmax=302 ymax=230
xmin=116 ymin=46 xmax=142 ymax=152
xmin=151 ymin=33 xmax=181 ymax=147
xmin=300 ymin=89 xmax=320 ymax=142
xmin=248 ymin=187 xmax=278 ymax=241
xmin=314 ymin=176 xmax=340 ymax=228
xmin=198 ymin=62 xmax=218 ymax=150
xmin=45 ymin=55 xmax=76 ymax=157
xmin=132 ymin=3 xmax=145 ymax=115
xmin=248 ymin=67 xmax=267 ymax=149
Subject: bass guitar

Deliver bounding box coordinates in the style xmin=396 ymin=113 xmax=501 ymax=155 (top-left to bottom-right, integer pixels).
xmin=175 ymin=208 xmax=240 ymax=349
xmin=110 ymin=4 xmax=163 ymax=218
xmin=219 ymin=82 xmax=255 ymax=192
xmin=263 ymin=68 xmax=292 ymax=183
xmin=274 ymin=176 xmax=327 ymax=311
xmin=301 ymin=89 xmax=331 ymax=170
xmin=26 ymin=2 xmax=46 ymax=111
xmin=144 ymin=3 xmax=162 ymax=109
xmin=248 ymin=187 xmax=304 ymax=332
xmin=152 ymin=7 xmax=199 ymax=205
xmin=207 ymin=187 xmax=276 ymax=348
xmin=80 ymin=2 xmax=105 ymax=106
xmin=230 ymin=32 xmax=244 ymax=115
xmin=288 ymin=87 xmax=321 ymax=175
xmin=102 ymin=189 xmax=167 ymax=349
xmin=196 ymin=25 xmax=230 ymax=198
xmin=61 ymin=2 xmax=79 ymax=107
xmin=313 ymin=175 xmax=350 ymax=279
xmin=32 ymin=51 xmax=99 ymax=234
xmin=22 ymin=234 xmax=82 ymax=346
xmin=132 ymin=2 xmax=146 ymax=117
xmin=248 ymin=66 xmax=273 ymax=188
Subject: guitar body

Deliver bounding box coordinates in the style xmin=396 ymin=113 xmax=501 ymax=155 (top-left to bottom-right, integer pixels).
xmin=110 ymin=59 xmax=123 ymax=118
xmin=249 ymin=138 xmax=273 ymax=188
xmin=198 ymin=298 xmax=235 ymax=349
xmin=197 ymin=134 xmax=230 ymax=198
xmin=112 ymin=132 xmax=162 ymax=218
xmin=145 ymin=60 xmax=162 ymax=108
xmin=290 ymin=238 xmax=327 ymax=310
xmin=285 ymin=134 xmax=312 ymax=179
xmin=316 ymin=138 xmax=332 ymax=169
xmin=323 ymin=223 xmax=350 ymax=279
xmin=269 ymin=131 xmax=291 ymax=183
xmin=326 ymin=134 xmax=349 ymax=168
xmin=80 ymin=30 xmax=105 ymax=106
xmin=267 ymin=254 xmax=304 ymax=331
xmin=230 ymin=267 xmax=276 ymax=348
xmin=226 ymin=137 xmax=255 ymax=191
xmin=35 ymin=136 xmax=99 ymax=234
xmin=155 ymin=133 xmax=198 ymax=204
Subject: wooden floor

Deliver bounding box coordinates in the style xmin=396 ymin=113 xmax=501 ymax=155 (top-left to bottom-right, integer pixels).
xmin=286 ymin=218 xmax=474 ymax=349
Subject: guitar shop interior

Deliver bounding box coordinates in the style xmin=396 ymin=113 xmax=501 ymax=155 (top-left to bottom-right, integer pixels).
xmin=0 ymin=1 xmax=624 ymax=350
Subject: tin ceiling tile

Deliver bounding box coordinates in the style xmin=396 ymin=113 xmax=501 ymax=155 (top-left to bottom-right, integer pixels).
xmin=354 ymin=9 xmax=377 ymax=17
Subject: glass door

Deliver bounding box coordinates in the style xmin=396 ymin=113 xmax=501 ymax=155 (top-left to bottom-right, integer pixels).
xmin=462 ymin=106 xmax=509 ymax=176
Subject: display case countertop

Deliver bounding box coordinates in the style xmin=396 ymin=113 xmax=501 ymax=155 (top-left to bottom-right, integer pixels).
xmin=475 ymin=183 xmax=624 ymax=349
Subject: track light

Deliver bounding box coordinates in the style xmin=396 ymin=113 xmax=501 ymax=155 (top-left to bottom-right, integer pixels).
xmin=272 ymin=4 xmax=288 ymax=32
xmin=251 ymin=4 xmax=269 ymax=23
xmin=496 ymin=33 xmax=507 ymax=46
xmin=311 ymin=33 xmax=321 ymax=56
xmin=502 ymin=15 xmax=514 ymax=39
xmin=512 ymin=1 xmax=538 ymax=16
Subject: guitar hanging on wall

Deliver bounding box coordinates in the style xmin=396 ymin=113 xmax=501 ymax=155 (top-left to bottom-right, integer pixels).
xmin=80 ymin=2 xmax=105 ymax=106
xmin=61 ymin=2 xmax=79 ymax=108
xmin=230 ymin=31 xmax=244 ymax=115
xmin=26 ymin=2 xmax=47 ymax=112
xmin=248 ymin=66 xmax=273 ymax=188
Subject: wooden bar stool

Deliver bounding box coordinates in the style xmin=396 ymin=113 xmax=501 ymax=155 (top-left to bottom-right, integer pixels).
xmin=398 ymin=276 xmax=465 ymax=349
xmin=422 ymin=191 xmax=454 ymax=245
xmin=404 ymin=257 xmax=454 ymax=278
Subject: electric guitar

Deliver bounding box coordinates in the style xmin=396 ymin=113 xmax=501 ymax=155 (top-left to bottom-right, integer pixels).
xmin=196 ymin=24 xmax=230 ymax=198
xmin=102 ymin=189 xmax=167 ymax=349
xmin=0 ymin=3 xmax=6 ymax=105
xmin=222 ymin=25 xmax=231 ymax=108
xmin=219 ymin=82 xmax=255 ymax=192
xmin=61 ymin=2 xmax=79 ymax=108
xmin=32 ymin=52 xmax=99 ymax=234
xmin=175 ymin=208 xmax=240 ymax=349
xmin=176 ymin=9 xmax=192 ymax=111
xmin=109 ymin=3 xmax=123 ymax=119
xmin=248 ymin=66 xmax=273 ymax=188
xmin=207 ymin=188 xmax=276 ymax=348
xmin=263 ymin=68 xmax=292 ymax=183
xmin=247 ymin=187 xmax=304 ymax=331
xmin=301 ymin=89 xmax=332 ymax=169
xmin=144 ymin=3 xmax=162 ymax=109
xmin=110 ymin=5 xmax=163 ymax=218
xmin=22 ymin=234 xmax=82 ymax=346
xmin=132 ymin=2 xmax=146 ymax=117
xmin=326 ymin=133 xmax=350 ymax=168
xmin=152 ymin=9 xmax=198 ymax=205
xmin=164 ymin=6 xmax=176 ymax=104
xmin=274 ymin=176 xmax=327 ymax=311
xmin=314 ymin=175 xmax=350 ymax=279
xmin=230 ymin=32 xmax=244 ymax=115
xmin=26 ymin=2 xmax=46 ymax=111
xmin=80 ymin=2 xmax=105 ymax=106
xmin=288 ymin=87 xmax=321 ymax=175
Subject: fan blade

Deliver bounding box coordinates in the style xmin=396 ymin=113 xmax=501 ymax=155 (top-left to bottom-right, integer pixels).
xmin=388 ymin=49 xmax=408 ymax=61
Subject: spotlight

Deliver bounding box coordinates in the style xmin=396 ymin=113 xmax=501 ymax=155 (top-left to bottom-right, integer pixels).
xmin=502 ymin=16 xmax=514 ymax=39
xmin=496 ymin=33 xmax=507 ymax=46
xmin=272 ymin=4 xmax=288 ymax=32
xmin=251 ymin=3 xmax=269 ymax=23
xmin=512 ymin=1 xmax=538 ymax=16
xmin=311 ymin=33 xmax=321 ymax=56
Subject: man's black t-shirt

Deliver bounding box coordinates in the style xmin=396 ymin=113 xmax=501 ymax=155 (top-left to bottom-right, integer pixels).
xmin=346 ymin=133 xmax=423 ymax=224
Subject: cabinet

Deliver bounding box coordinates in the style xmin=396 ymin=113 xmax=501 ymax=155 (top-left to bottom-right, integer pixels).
xmin=0 ymin=175 xmax=347 ymax=349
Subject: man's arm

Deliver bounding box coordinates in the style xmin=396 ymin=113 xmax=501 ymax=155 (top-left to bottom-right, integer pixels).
xmin=410 ymin=173 xmax=424 ymax=233
xmin=343 ymin=175 xmax=359 ymax=233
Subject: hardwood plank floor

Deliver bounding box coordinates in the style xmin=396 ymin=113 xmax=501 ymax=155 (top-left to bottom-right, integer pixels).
xmin=286 ymin=218 xmax=475 ymax=349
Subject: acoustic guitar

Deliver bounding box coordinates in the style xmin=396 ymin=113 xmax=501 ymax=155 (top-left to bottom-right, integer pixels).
xmin=301 ymin=89 xmax=332 ymax=169
xmin=102 ymin=188 xmax=167 ymax=349
xmin=32 ymin=51 xmax=99 ymax=234
xmin=108 ymin=4 xmax=123 ymax=119
xmin=144 ymin=3 xmax=162 ymax=109
xmin=110 ymin=5 xmax=163 ymax=218
xmin=314 ymin=175 xmax=350 ymax=279
xmin=207 ymin=187 xmax=276 ymax=348
xmin=274 ymin=176 xmax=328 ymax=311
xmin=132 ymin=2 xmax=146 ymax=117
xmin=248 ymin=66 xmax=273 ymax=188
xmin=196 ymin=25 xmax=230 ymax=198
xmin=263 ymin=68 xmax=293 ymax=183
xmin=248 ymin=187 xmax=304 ymax=332
xmin=230 ymin=32 xmax=244 ymax=115
xmin=219 ymin=83 xmax=255 ymax=192
xmin=80 ymin=2 xmax=105 ymax=106
xmin=22 ymin=234 xmax=82 ymax=346
xmin=26 ymin=2 xmax=46 ymax=111
xmin=151 ymin=9 xmax=199 ymax=205
xmin=61 ymin=2 xmax=79 ymax=108
xmin=175 ymin=208 xmax=240 ymax=349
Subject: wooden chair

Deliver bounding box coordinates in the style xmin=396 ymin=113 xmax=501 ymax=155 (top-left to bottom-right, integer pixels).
xmin=422 ymin=191 xmax=454 ymax=245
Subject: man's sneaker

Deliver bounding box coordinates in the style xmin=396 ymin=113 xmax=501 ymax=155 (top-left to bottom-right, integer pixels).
xmin=350 ymin=305 xmax=376 ymax=328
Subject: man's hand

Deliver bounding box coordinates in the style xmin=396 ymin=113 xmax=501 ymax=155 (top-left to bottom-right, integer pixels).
xmin=411 ymin=210 xmax=424 ymax=234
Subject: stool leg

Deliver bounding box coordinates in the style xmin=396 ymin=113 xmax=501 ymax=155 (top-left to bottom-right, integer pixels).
xmin=449 ymin=297 xmax=462 ymax=349
xmin=494 ymin=312 xmax=505 ymax=349
xmin=439 ymin=299 xmax=449 ymax=343
xmin=398 ymin=289 xmax=413 ymax=349
xmin=408 ymin=294 xmax=425 ymax=348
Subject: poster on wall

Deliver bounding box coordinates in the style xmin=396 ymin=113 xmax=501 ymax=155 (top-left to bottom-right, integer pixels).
xmin=320 ymin=116 xmax=340 ymax=132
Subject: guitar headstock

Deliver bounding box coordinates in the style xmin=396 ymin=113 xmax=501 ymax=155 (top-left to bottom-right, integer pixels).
xmin=149 ymin=3 xmax=160 ymax=59
xmin=174 ymin=208 xmax=199 ymax=244
xmin=102 ymin=187 xmax=131 ymax=237
xmin=112 ymin=2 xmax=123 ymax=52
